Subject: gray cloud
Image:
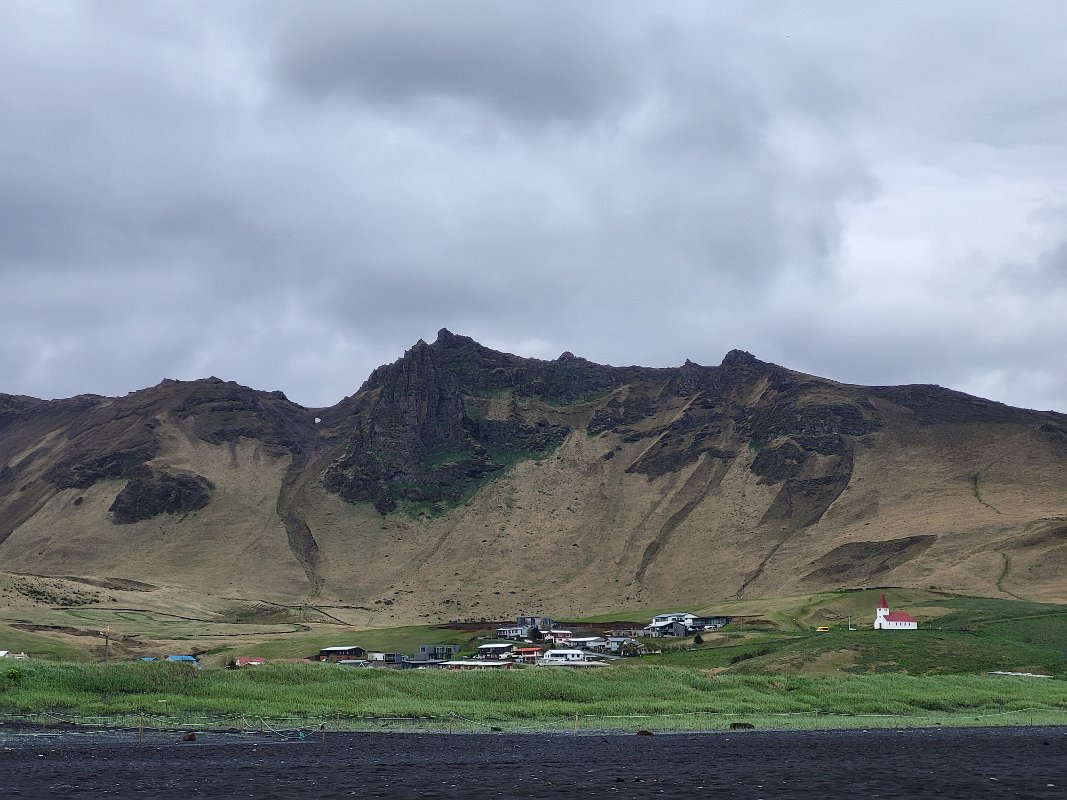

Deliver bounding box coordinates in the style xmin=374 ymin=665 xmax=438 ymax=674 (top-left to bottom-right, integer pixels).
xmin=1 ymin=1 xmax=1066 ymax=412
xmin=273 ymin=1 xmax=634 ymax=124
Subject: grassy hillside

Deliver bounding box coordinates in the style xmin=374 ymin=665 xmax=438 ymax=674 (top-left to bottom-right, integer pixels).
xmin=642 ymin=592 xmax=1067 ymax=677
xmin=4 ymin=587 xmax=1063 ymax=681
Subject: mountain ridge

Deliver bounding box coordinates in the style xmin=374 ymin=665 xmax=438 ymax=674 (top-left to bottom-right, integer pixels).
xmin=1 ymin=331 xmax=1065 ymax=622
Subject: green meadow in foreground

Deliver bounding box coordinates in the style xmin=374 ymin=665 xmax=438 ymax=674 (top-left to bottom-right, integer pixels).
xmin=2 ymin=591 xmax=1065 ymax=731
xmin=2 ymin=661 xmax=1066 ymax=731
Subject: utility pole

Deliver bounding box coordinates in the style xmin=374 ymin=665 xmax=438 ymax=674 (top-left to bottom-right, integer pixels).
xmin=100 ymin=627 xmax=111 ymax=662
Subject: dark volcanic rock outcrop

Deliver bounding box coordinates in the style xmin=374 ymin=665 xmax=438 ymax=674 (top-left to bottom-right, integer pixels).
xmin=804 ymin=535 xmax=937 ymax=584
xmin=323 ymin=330 xmax=579 ymax=513
xmin=108 ymin=466 xmax=214 ymax=524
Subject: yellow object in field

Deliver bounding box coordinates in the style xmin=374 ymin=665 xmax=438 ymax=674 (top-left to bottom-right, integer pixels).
xmin=815 ymin=626 xmax=830 ymax=633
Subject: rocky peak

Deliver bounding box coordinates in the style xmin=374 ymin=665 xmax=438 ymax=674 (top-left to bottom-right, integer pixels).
xmin=720 ymin=349 xmax=760 ymax=367
xmin=433 ymin=327 xmax=477 ymax=348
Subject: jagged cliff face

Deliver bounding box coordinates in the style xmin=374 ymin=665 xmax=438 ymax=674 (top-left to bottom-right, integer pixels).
xmin=1 ymin=329 xmax=1065 ymax=619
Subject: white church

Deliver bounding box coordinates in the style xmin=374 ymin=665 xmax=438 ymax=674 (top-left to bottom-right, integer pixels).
xmin=873 ymin=593 xmax=918 ymax=630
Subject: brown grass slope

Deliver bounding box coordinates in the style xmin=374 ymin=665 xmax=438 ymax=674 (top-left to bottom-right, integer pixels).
xmin=1 ymin=329 xmax=1065 ymax=624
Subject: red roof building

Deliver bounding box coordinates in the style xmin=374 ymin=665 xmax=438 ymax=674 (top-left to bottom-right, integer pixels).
xmin=874 ymin=594 xmax=917 ymax=630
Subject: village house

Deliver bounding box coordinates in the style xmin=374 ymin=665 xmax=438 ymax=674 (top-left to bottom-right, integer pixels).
xmin=644 ymin=618 xmax=695 ymax=631
xmin=873 ymin=594 xmax=918 ymax=630
xmin=517 ymin=615 xmax=556 ymax=631
xmin=411 ymin=644 xmax=460 ymax=662
xmin=511 ymin=646 xmax=543 ymax=664
xmin=567 ymin=636 xmax=608 ymax=651
xmin=606 ymin=637 xmax=646 ymax=656
xmin=643 ymin=612 xmax=730 ymax=637
xmin=367 ymin=652 xmax=408 ymax=668
xmin=475 ymin=642 xmax=516 ymax=659
xmin=232 ymin=656 xmax=266 ymax=668
xmin=496 ymin=625 xmax=531 ymax=640
xmin=536 ymin=649 xmax=607 ymax=667
xmin=543 ymin=629 xmax=574 ymax=643
xmin=642 ymin=621 xmax=673 ymax=637
xmin=316 ymin=646 xmax=367 ymax=662
xmin=642 ymin=612 xmax=694 ymax=637
xmin=608 ymin=628 xmax=645 ymax=638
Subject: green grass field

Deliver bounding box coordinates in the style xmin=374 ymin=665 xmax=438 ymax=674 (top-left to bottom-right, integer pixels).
xmin=0 ymin=624 xmax=88 ymax=662
xmin=3 ymin=589 xmax=1066 ymax=731
xmin=639 ymin=592 xmax=1067 ymax=677
xmin=2 ymin=661 xmax=1065 ymax=732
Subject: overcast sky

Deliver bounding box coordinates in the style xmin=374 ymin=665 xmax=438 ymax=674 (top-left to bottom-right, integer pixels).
xmin=2 ymin=2 xmax=1065 ymax=412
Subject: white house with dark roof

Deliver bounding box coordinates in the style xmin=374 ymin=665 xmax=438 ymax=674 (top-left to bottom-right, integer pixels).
xmin=652 ymin=612 xmax=698 ymax=625
xmin=536 ymin=649 xmax=606 ymax=666
xmin=476 ymin=642 xmax=517 ymax=659
xmin=567 ymin=636 xmax=608 ymax=651
xmin=496 ymin=625 xmax=530 ymax=639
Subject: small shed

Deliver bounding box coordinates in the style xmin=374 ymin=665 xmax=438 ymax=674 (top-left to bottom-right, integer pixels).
xmin=166 ymin=655 xmax=199 ymax=665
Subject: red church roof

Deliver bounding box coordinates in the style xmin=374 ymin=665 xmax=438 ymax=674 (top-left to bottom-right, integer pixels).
xmin=884 ymin=611 xmax=917 ymax=623
xmin=876 ymin=594 xmax=917 ymax=623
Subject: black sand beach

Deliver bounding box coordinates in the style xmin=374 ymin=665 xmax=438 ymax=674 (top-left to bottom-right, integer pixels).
xmin=1 ymin=725 xmax=1064 ymax=798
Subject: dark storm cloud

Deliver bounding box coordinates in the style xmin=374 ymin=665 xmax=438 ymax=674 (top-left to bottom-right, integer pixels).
xmin=273 ymin=1 xmax=633 ymax=124
xmin=1 ymin=1 xmax=1065 ymax=412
